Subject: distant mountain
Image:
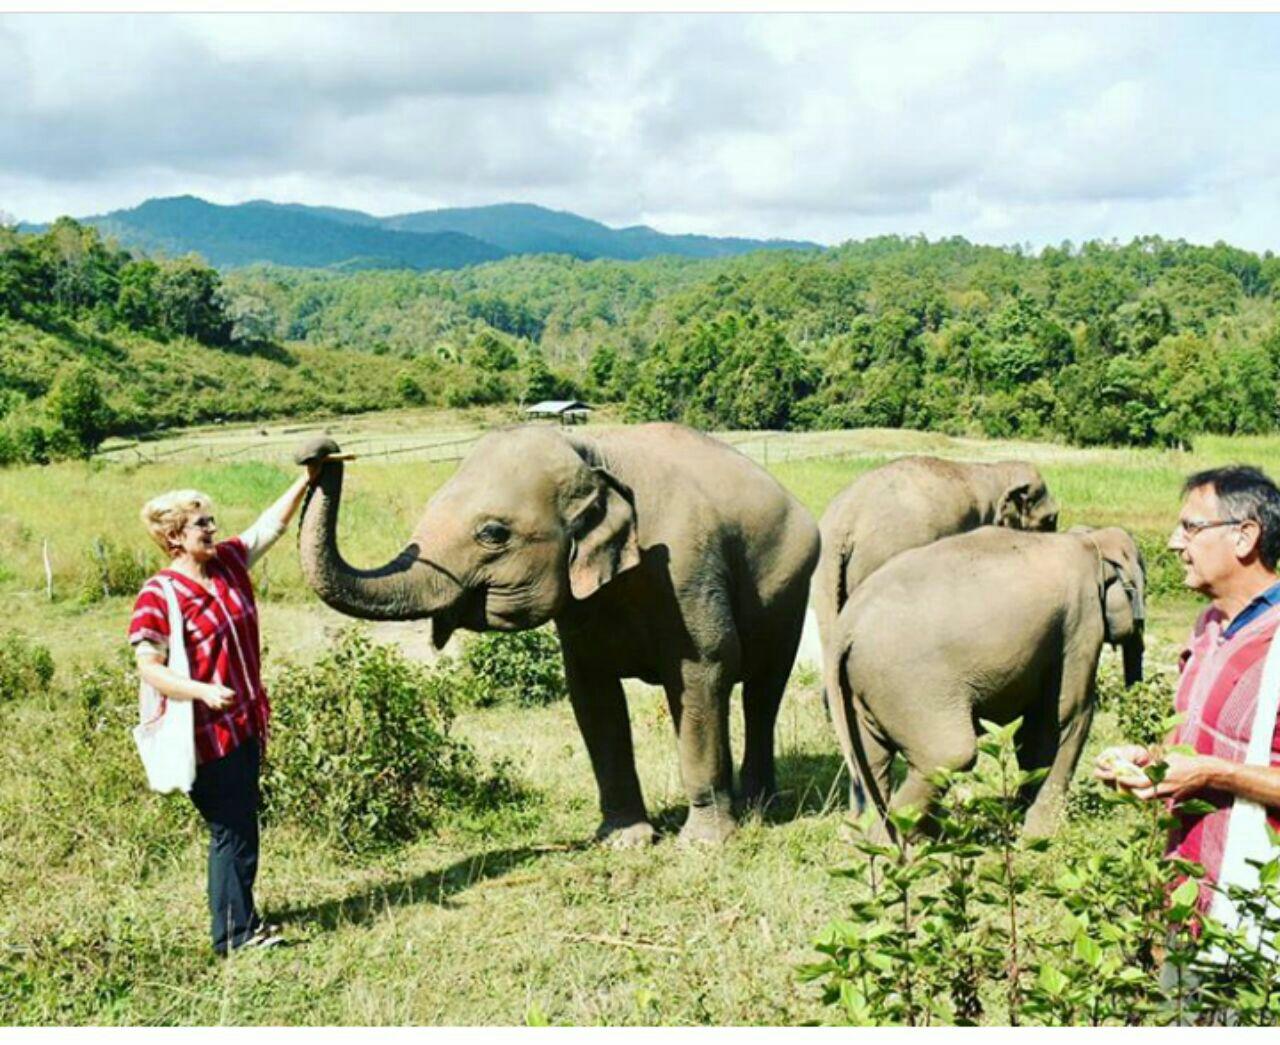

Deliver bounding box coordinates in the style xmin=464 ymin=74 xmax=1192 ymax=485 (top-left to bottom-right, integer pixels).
xmin=50 ymin=196 xmax=506 ymax=271
xmin=380 ymin=201 xmax=817 ymax=260
xmin=27 ymin=196 xmax=818 ymax=271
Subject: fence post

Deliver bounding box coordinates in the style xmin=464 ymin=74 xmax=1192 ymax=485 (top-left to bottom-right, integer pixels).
xmin=92 ymin=537 xmax=110 ymax=599
xmin=42 ymin=539 xmax=53 ymax=601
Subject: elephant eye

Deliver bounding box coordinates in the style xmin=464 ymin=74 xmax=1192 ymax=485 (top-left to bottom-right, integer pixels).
xmin=476 ymin=522 xmax=511 ymax=547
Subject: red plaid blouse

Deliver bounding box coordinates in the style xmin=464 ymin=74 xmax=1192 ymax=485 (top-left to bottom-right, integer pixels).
xmin=128 ymin=537 xmax=271 ymax=764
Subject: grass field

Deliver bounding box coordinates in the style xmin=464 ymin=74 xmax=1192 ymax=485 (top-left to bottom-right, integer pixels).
xmin=0 ymin=412 xmax=1270 ymax=1025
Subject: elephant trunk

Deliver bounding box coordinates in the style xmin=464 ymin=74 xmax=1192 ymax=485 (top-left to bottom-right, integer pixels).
xmin=1122 ymin=627 xmax=1144 ymax=688
xmin=298 ymin=462 xmax=458 ymax=621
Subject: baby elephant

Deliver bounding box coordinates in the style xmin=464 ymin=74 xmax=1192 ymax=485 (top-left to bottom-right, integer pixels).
xmin=829 ymin=526 xmax=1145 ymax=838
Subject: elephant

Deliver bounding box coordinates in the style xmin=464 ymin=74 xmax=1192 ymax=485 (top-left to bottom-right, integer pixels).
xmin=295 ymin=422 xmax=821 ymax=847
xmin=827 ymin=525 xmax=1144 ymax=838
xmin=814 ymin=455 xmax=1059 ymax=649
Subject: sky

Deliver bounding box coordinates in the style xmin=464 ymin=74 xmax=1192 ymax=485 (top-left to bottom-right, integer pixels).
xmin=2 ymin=12 xmax=1279 ymax=251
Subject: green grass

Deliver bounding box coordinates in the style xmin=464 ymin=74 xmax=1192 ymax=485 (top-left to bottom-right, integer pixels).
xmin=0 ymin=415 xmax=1273 ymax=1024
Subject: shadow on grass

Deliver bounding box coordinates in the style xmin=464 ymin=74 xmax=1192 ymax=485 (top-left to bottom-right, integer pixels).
xmin=648 ymin=750 xmax=849 ymax=838
xmin=765 ymin=750 xmax=849 ymax=823
xmin=275 ymin=841 xmax=589 ymax=932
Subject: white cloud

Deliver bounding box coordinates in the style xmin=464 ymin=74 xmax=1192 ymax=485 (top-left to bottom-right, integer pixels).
xmin=2 ymin=12 xmax=1279 ymax=252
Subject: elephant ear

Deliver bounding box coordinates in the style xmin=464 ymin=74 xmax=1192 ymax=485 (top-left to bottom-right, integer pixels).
xmin=565 ymin=468 xmax=641 ymax=601
xmin=997 ymin=483 xmax=1032 ymax=528
xmin=1100 ymin=556 xmax=1145 ymax=642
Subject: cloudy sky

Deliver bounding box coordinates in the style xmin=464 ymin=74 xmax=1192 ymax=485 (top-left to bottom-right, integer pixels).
xmin=2 ymin=12 xmax=1279 ymax=251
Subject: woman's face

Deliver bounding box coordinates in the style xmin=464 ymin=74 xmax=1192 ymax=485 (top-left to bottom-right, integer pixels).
xmin=173 ymin=508 xmax=218 ymax=562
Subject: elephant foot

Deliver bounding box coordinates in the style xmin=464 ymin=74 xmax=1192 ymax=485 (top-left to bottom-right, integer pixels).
xmin=595 ymin=817 xmax=656 ymax=849
xmin=1021 ymin=804 xmax=1061 ymax=840
xmin=678 ymin=804 xmax=737 ymax=846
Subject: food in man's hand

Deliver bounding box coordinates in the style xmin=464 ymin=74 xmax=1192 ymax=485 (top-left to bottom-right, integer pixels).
xmin=1099 ymin=750 xmax=1147 ymax=778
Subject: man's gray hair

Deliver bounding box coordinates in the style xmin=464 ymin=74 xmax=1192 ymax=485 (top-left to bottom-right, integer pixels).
xmin=1183 ymin=465 xmax=1280 ymax=570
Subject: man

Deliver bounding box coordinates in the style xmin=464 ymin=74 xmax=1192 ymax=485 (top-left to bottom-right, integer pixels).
xmin=1096 ymin=466 xmax=1280 ymax=948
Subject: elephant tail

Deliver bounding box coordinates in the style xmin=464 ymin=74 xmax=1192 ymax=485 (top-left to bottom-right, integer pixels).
xmin=829 ymin=640 xmax=880 ymax=819
xmin=834 ymin=645 xmax=891 ymax=822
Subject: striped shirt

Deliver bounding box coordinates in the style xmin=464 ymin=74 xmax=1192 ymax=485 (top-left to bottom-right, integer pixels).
xmin=128 ymin=516 xmax=283 ymax=764
xmin=1169 ymin=600 xmax=1280 ymax=912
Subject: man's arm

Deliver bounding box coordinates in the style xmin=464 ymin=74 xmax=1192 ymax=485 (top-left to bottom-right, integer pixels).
xmin=1131 ymin=754 xmax=1280 ymax=808
xmin=1141 ymin=753 xmax=1280 ymax=814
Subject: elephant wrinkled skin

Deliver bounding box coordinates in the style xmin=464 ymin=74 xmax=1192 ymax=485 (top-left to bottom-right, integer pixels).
xmin=296 ymin=423 xmax=820 ymax=846
xmin=829 ymin=525 xmax=1144 ymax=838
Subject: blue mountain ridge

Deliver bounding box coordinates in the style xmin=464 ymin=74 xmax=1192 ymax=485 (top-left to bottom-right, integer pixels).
xmin=23 ymin=195 xmax=819 ymax=271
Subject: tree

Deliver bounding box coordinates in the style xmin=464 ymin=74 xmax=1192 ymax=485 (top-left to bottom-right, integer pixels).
xmin=154 ymin=257 xmax=232 ymax=344
xmin=45 ymin=363 xmax=114 ymax=457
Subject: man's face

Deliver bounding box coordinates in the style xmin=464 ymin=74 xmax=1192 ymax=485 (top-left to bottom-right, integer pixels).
xmin=1168 ymin=485 xmax=1247 ymax=595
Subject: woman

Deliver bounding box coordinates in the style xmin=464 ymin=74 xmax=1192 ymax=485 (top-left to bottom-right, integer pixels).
xmin=128 ymin=464 xmax=316 ymax=955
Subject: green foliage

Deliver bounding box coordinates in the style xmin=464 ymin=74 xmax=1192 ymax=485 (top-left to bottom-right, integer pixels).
xmin=0 ymin=629 xmax=55 ymax=702
xmin=1095 ymin=659 xmax=1178 ymax=748
xmin=453 ymin=628 xmax=567 ymax=709
xmin=7 ymin=223 xmax=1280 ymax=459
xmin=76 ymin=536 xmax=152 ymax=606
xmin=805 ymin=720 xmax=1280 ymax=1026
xmin=261 ymin=628 xmax=525 ymax=853
xmin=45 ymin=363 xmax=114 ymax=457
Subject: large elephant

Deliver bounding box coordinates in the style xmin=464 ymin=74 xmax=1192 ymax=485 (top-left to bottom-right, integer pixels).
xmin=828 ymin=525 xmax=1144 ymax=838
xmin=814 ymin=457 xmax=1058 ymax=783
xmin=296 ymin=423 xmax=820 ymax=846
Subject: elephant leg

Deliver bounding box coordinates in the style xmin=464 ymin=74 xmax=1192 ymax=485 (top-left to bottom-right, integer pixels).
xmin=850 ymin=708 xmax=893 ymax=821
xmin=886 ymin=722 xmax=977 ymax=839
xmin=668 ymin=659 xmax=737 ymax=845
xmin=1023 ymin=669 xmax=1098 ymax=839
xmin=740 ymin=606 xmax=805 ymax=809
xmin=563 ymin=654 xmax=653 ymax=848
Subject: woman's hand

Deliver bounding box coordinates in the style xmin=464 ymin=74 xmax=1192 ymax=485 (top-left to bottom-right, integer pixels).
xmin=199 ymin=683 xmax=236 ymax=710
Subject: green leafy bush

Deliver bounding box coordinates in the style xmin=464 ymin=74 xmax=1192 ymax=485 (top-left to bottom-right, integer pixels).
xmin=0 ymin=629 xmax=55 ymax=702
xmin=803 ymin=720 xmax=1280 ymax=1026
xmin=77 ymin=536 xmax=151 ymax=605
xmin=1095 ymin=658 xmax=1178 ymax=747
xmin=261 ymin=628 xmax=525 ymax=853
xmin=70 ymin=650 xmax=138 ymax=737
xmin=455 ymin=628 xmax=566 ymax=708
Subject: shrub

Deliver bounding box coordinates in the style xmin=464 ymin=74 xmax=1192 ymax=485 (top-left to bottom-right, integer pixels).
xmin=455 ymin=628 xmax=566 ymax=708
xmin=70 ymin=650 xmax=138 ymax=737
xmin=1094 ymin=657 xmax=1177 ymax=747
xmin=261 ymin=628 xmax=525 ymax=853
xmin=802 ymin=719 xmax=1280 ymax=1026
xmin=0 ymin=629 xmax=55 ymax=702
xmin=77 ymin=537 xmax=151 ymax=605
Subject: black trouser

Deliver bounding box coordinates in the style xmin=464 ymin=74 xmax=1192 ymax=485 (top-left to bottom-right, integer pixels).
xmin=189 ymin=739 xmax=262 ymax=954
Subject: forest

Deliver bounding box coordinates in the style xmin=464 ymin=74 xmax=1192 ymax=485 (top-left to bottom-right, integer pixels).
xmin=2 ymin=215 xmax=1279 ymax=464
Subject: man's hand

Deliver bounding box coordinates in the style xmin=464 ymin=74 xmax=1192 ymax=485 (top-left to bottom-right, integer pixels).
xmin=200 ymin=683 xmax=235 ymax=710
xmin=1127 ymin=751 xmax=1226 ymax=803
xmin=1094 ymin=744 xmax=1152 ymax=789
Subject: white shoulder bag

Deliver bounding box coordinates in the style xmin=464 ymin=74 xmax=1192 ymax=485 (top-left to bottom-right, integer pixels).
xmin=132 ymin=578 xmax=196 ymax=793
xmin=1207 ymin=624 xmax=1280 ymax=953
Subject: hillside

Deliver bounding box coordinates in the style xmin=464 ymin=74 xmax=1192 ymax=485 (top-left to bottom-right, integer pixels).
xmin=4 ymin=218 xmax=1280 ymax=464
xmin=64 ymin=197 xmax=507 ymax=271
xmin=23 ymin=196 xmax=818 ymax=270
xmin=380 ymin=201 xmax=817 ymax=260
xmin=0 ymin=314 xmax=414 ymax=442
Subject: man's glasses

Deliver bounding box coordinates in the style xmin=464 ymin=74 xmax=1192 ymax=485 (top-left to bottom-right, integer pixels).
xmin=185 ymin=516 xmax=217 ymax=532
xmin=1173 ymin=517 xmax=1244 ymax=539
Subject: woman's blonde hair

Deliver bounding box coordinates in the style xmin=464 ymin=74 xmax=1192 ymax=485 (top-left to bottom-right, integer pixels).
xmin=141 ymin=489 xmax=213 ymax=556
